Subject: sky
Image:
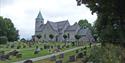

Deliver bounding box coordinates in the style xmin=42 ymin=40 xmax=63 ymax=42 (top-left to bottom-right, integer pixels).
xmin=0 ymin=0 xmax=97 ymax=39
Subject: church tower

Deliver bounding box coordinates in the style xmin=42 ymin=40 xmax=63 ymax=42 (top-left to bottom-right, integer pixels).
xmin=35 ymin=11 xmax=44 ymax=32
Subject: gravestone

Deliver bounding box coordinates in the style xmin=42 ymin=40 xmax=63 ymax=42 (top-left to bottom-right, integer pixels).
xmin=57 ymin=45 xmax=61 ymax=49
xmin=77 ymin=52 xmax=84 ymax=58
xmin=17 ymin=45 xmax=21 ymax=49
xmin=16 ymin=53 xmax=22 ymax=58
xmin=81 ymin=48 xmax=84 ymax=51
xmin=59 ymin=53 xmax=64 ymax=58
xmin=75 ymin=50 xmax=79 ymax=53
xmin=23 ymin=60 xmax=33 ymax=63
xmin=0 ymin=54 xmax=10 ymax=60
xmin=66 ymin=45 xmax=69 ymax=48
xmin=40 ymin=48 xmax=43 ymax=50
xmin=51 ymin=46 xmax=53 ymax=49
xmin=50 ymin=55 xmax=56 ymax=61
xmin=56 ymin=60 xmax=62 ymax=63
xmin=11 ymin=44 xmax=15 ymax=48
xmin=69 ymin=55 xmax=76 ymax=62
xmin=8 ymin=50 xmax=19 ymax=56
xmin=72 ymin=42 xmax=75 ymax=46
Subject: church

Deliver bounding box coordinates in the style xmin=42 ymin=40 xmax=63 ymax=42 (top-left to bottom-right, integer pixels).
xmin=34 ymin=11 xmax=95 ymax=42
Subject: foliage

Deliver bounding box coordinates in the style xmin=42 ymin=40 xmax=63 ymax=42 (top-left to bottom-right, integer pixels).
xmin=49 ymin=34 xmax=54 ymax=40
xmin=76 ymin=0 xmax=125 ymax=44
xmin=63 ymin=34 xmax=67 ymax=40
xmin=88 ymin=44 xmax=123 ymax=63
xmin=78 ymin=19 xmax=92 ymax=29
xmin=20 ymin=38 xmax=26 ymax=42
xmin=0 ymin=16 xmax=19 ymax=43
xmin=36 ymin=35 xmax=41 ymax=39
xmin=0 ymin=36 xmax=8 ymax=44
xmin=74 ymin=35 xmax=81 ymax=40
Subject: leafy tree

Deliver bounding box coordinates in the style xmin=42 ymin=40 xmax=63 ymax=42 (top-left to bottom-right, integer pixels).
xmin=36 ymin=34 xmax=41 ymax=39
xmin=0 ymin=36 xmax=8 ymax=44
xmin=49 ymin=34 xmax=54 ymax=41
xmin=63 ymin=34 xmax=67 ymax=45
xmin=75 ymin=35 xmax=81 ymax=46
xmin=20 ymin=38 xmax=26 ymax=42
xmin=78 ymin=19 xmax=92 ymax=29
xmin=0 ymin=16 xmax=19 ymax=43
xmin=76 ymin=0 xmax=125 ymax=45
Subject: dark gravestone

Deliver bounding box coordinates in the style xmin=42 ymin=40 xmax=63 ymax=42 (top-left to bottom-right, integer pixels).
xmin=51 ymin=46 xmax=53 ymax=49
xmin=66 ymin=45 xmax=69 ymax=48
xmin=8 ymin=50 xmax=19 ymax=56
xmin=75 ymin=50 xmax=79 ymax=53
xmin=11 ymin=44 xmax=15 ymax=48
xmin=0 ymin=54 xmax=10 ymax=60
xmin=83 ymin=51 xmax=87 ymax=56
xmin=84 ymin=47 xmax=87 ymax=50
xmin=57 ymin=45 xmax=61 ymax=49
xmin=16 ymin=53 xmax=22 ymax=58
xmin=40 ymin=48 xmax=43 ymax=50
xmin=69 ymin=55 xmax=76 ymax=62
xmin=72 ymin=42 xmax=75 ymax=46
xmin=81 ymin=48 xmax=84 ymax=51
xmin=17 ymin=45 xmax=21 ymax=49
xmin=23 ymin=45 xmax=26 ymax=48
xmin=77 ymin=52 xmax=84 ymax=58
xmin=50 ymin=55 xmax=56 ymax=61
xmin=56 ymin=60 xmax=62 ymax=63
xmin=23 ymin=60 xmax=33 ymax=63
xmin=59 ymin=53 xmax=64 ymax=58
xmin=0 ymin=51 xmax=5 ymax=55
xmin=44 ymin=45 xmax=47 ymax=49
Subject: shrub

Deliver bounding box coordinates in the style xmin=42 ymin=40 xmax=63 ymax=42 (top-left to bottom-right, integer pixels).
xmin=0 ymin=36 xmax=8 ymax=44
xmin=88 ymin=44 xmax=122 ymax=63
xmin=17 ymin=45 xmax=21 ymax=49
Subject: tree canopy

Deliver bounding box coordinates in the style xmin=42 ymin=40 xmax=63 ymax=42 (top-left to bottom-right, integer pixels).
xmin=0 ymin=16 xmax=19 ymax=44
xmin=76 ymin=0 xmax=125 ymax=44
xmin=78 ymin=19 xmax=92 ymax=29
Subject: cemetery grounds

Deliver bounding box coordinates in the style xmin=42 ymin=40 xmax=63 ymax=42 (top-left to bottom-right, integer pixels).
xmin=0 ymin=41 xmax=90 ymax=63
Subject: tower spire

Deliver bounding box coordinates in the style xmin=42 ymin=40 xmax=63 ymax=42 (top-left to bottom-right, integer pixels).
xmin=36 ymin=11 xmax=44 ymax=20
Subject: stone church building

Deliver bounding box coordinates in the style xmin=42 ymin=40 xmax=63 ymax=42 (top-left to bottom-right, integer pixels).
xmin=34 ymin=11 xmax=95 ymax=42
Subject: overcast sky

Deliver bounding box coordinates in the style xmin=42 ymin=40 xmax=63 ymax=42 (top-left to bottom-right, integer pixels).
xmin=0 ymin=0 xmax=97 ymax=39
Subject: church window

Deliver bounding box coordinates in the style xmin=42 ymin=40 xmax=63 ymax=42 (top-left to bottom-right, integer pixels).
xmin=68 ymin=33 xmax=70 ymax=39
xmin=44 ymin=34 xmax=46 ymax=39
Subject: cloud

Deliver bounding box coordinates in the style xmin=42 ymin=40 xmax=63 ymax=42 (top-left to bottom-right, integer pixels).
xmin=0 ymin=0 xmax=97 ymax=39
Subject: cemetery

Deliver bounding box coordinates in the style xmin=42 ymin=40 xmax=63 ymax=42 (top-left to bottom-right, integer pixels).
xmin=0 ymin=41 xmax=91 ymax=63
xmin=1 ymin=0 xmax=125 ymax=63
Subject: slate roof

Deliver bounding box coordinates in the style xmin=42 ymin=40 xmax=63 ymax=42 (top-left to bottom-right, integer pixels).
xmin=65 ymin=22 xmax=79 ymax=31
xmin=39 ymin=20 xmax=69 ymax=33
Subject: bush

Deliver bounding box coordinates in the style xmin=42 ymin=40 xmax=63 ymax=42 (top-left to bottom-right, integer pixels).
xmin=17 ymin=45 xmax=21 ymax=49
xmin=0 ymin=36 xmax=8 ymax=44
xmin=88 ymin=44 xmax=122 ymax=63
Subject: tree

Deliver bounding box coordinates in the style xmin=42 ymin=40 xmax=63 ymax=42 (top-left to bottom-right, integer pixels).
xmin=36 ymin=34 xmax=41 ymax=42
xmin=78 ymin=19 xmax=92 ymax=29
xmin=20 ymin=38 xmax=26 ymax=42
xmin=0 ymin=16 xmax=19 ymax=44
xmin=63 ymin=34 xmax=67 ymax=45
xmin=75 ymin=35 xmax=81 ymax=46
xmin=76 ymin=0 xmax=125 ymax=45
xmin=49 ymin=34 xmax=54 ymax=41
